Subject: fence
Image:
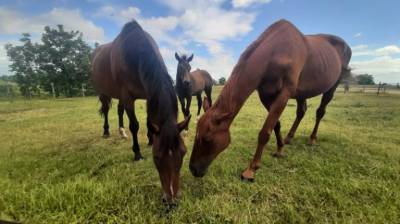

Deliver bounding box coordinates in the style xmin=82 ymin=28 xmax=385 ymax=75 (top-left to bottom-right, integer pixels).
xmin=339 ymin=84 xmax=400 ymax=95
xmin=0 ymin=82 xmax=95 ymax=101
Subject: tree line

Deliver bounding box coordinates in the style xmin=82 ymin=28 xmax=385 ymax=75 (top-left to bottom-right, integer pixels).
xmin=4 ymin=25 xmax=95 ymax=98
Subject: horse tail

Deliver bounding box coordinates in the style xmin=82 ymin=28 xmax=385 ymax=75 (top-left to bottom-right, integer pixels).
xmin=339 ymin=43 xmax=352 ymax=81
xmin=98 ymin=94 xmax=112 ymax=117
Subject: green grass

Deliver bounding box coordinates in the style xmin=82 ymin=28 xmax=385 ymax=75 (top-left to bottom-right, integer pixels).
xmin=0 ymin=87 xmax=399 ymax=223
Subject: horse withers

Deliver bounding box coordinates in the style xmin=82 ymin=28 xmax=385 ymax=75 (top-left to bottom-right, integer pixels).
xmin=91 ymin=20 xmax=190 ymax=203
xmin=190 ymin=19 xmax=352 ymax=181
xmin=175 ymin=53 xmax=213 ymax=124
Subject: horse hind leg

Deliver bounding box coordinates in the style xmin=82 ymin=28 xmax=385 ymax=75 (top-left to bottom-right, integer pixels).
xmin=99 ymin=94 xmax=111 ymax=137
xmin=284 ymin=98 xmax=307 ymax=144
xmin=308 ymin=85 xmax=338 ymax=145
xmin=117 ymin=101 xmax=128 ymax=139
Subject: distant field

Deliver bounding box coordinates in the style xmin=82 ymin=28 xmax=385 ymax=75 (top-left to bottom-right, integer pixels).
xmin=0 ymin=86 xmax=399 ymax=223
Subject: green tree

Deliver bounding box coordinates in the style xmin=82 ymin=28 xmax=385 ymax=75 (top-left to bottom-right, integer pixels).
xmin=37 ymin=25 xmax=92 ymax=97
xmin=5 ymin=25 xmax=94 ymax=98
xmin=5 ymin=33 xmax=41 ymax=97
xmin=355 ymin=74 xmax=375 ymax=85
xmin=218 ymin=77 xmax=226 ymax=85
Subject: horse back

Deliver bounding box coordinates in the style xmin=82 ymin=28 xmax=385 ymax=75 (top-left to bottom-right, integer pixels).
xmin=190 ymin=69 xmax=213 ymax=94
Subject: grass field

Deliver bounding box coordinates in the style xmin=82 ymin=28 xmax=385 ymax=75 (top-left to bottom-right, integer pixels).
xmin=0 ymin=86 xmax=399 ymax=223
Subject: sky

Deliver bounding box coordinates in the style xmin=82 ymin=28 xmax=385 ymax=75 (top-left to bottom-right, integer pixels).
xmin=0 ymin=0 xmax=399 ymax=83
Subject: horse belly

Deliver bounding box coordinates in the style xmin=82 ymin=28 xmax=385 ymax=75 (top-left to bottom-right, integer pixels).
xmin=295 ymin=42 xmax=342 ymax=99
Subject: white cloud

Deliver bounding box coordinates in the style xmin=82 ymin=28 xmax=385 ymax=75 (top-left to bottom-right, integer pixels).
xmin=94 ymin=5 xmax=180 ymax=47
xmin=352 ymin=44 xmax=400 ymax=57
xmin=351 ymin=56 xmax=400 ymax=83
xmin=179 ymin=7 xmax=255 ymax=54
xmin=232 ymin=0 xmax=272 ymax=8
xmin=375 ymin=45 xmax=400 ymax=56
xmin=0 ymin=7 xmax=105 ymax=43
xmin=97 ymin=1 xmax=258 ymax=80
xmin=354 ymin=32 xmax=362 ymax=38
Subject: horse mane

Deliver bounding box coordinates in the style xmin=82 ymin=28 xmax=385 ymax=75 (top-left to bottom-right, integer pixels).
xmin=119 ymin=20 xmax=179 ymax=150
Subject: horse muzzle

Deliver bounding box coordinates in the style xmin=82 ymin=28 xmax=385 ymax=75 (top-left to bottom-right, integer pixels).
xmin=189 ymin=163 xmax=208 ymax=177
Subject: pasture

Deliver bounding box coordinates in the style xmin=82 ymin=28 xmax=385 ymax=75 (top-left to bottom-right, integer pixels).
xmin=0 ymin=86 xmax=399 ymax=223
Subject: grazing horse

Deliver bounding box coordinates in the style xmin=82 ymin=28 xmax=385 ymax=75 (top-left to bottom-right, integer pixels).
xmin=175 ymin=53 xmax=213 ymax=121
xmin=189 ymin=19 xmax=352 ymax=181
xmin=92 ymin=20 xmax=190 ymax=202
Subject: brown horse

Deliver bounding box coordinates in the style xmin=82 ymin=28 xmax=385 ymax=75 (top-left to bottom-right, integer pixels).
xmin=175 ymin=53 xmax=213 ymax=122
xmin=91 ymin=20 xmax=190 ymax=202
xmin=189 ymin=19 xmax=351 ymax=181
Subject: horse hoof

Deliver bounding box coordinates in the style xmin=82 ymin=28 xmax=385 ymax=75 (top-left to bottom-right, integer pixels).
xmin=272 ymin=152 xmax=286 ymax=158
xmin=134 ymin=155 xmax=144 ymax=161
xmin=307 ymin=138 xmax=316 ymax=145
xmin=119 ymin=128 xmax=128 ymax=139
xmin=241 ymin=169 xmax=255 ymax=182
xmin=102 ymin=134 xmax=110 ymax=138
xmin=284 ymin=137 xmax=292 ymax=144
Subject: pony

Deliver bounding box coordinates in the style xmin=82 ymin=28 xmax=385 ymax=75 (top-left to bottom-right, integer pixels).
xmin=174 ymin=53 xmax=213 ymax=123
xmin=189 ymin=19 xmax=352 ymax=181
xmin=92 ymin=20 xmax=190 ymax=202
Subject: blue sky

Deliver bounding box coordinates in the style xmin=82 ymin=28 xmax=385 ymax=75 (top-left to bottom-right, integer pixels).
xmin=1 ymin=0 xmax=399 ymax=83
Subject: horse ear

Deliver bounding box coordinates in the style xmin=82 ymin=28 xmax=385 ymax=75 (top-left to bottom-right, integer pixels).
xmin=203 ymin=96 xmax=210 ymax=112
xmin=212 ymin=112 xmax=231 ymax=125
xmin=147 ymin=121 xmax=160 ymax=135
xmin=178 ymin=115 xmax=191 ymax=132
xmin=175 ymin=52 xmax=180 ymax=62
xmin=188 ymin=54 xmax=194 ymax=62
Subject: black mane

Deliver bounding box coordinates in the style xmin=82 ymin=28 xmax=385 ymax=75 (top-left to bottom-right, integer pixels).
xmin=119 ymin=20 xmax=179 ymax=150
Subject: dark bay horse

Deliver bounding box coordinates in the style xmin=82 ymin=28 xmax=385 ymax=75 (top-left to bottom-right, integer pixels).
xmin=92 ymin=20 xmax=190 ymax=202
xmin=175 ymin=53 xmax=213 ymax=122
xmin=189 ymin=19 xmax=352 ymax=181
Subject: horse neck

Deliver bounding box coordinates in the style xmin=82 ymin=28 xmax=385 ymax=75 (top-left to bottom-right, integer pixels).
xmin=146 ymin=79 xmax=177 ymax=125
xmin=211 ymin=69 xmax=259 ymax=126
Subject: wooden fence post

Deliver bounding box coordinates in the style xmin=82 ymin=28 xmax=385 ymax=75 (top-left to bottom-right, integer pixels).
xmin=81 ymin=83 xmax=86 ymax=97
xmin=51 ymin=82 xmax=55 ymax=98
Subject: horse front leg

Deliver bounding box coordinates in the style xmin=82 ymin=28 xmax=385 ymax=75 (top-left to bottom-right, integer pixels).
xmin=241 ymin=88 xmax=290 ymax=181
xmin=178 ymin=95 xmax=186 ymax=118
xmin=125 ymin=101 xmax=143 ymax=161
xmin=196 ymin=93 xmax=202 ymax=121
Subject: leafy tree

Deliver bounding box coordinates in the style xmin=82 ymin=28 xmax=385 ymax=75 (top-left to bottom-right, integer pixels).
xmin=355 ymin=74 xmax=375 ymax=85
xmin=5 ymin=33 xmax=41 ymax=97
xmin=5 ymin=25 xmax=94 ymax=98
xmin=37 ymin=25 xmax=92 ymax=97
xmin=218 ymin=77 xmax=226 ymax=85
